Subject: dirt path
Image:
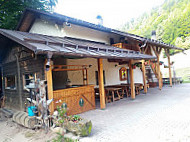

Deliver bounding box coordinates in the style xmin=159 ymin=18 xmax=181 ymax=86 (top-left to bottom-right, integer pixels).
xmin=0 ymin=113 xmax=57 ymax=142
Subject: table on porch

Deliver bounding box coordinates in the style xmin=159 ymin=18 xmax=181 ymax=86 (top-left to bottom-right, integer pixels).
xmin=121 ymin=83 xmax=143 ymax=95
xmin=95 ymin=83 xmax=144 ymax=103
xmin=95 ymin=86 xmax=123 ymax=103
xmin=105 ymin=87 xmax=122 ymax=102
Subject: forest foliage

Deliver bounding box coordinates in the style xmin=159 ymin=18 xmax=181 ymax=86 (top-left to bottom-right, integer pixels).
xmin=0 ymin=0 xmax=57 ymax=30
xmin=121 ymin=0 xmax=190 ymax=51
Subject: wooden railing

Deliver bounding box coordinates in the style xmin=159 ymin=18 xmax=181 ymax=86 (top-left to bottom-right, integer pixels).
xmin=53 ymin=85 xmax=95 ymax=115
xmin=112 ymin=43 xmax=133 ymax=50
xmin=150 ymin=62 xmax=163 ymax=86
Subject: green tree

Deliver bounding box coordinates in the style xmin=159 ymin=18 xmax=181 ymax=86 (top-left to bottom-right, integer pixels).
xmin=0 ymin=0 xmax=57 ymax=29
xmin=120 ymin=0 xmax=190 ymax=53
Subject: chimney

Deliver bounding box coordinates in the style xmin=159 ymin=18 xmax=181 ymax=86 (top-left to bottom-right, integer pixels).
xmin=96 ymin=15 xmax=103 ymax=26
xmin=151 ymin=30 xmax=156 ymax=40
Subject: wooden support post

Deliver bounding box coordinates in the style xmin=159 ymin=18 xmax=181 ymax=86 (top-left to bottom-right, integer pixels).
xmin=165 ymin=49 xmax=172 ymax=87
xmin=45 ymin=59 xmax=54 ymax=114
xmin=97 ymin=58 xmax=106 ymax=109
xmin=168 ymin=55 xmax=172 ymax=87
xmin=141 ymin=60 xmax=147 ymax=93
xmin=15 ymin=54 xmax=23 ymax=110
xmin=129 ymin=60 xmax=135 ymax=99
xmin=157 ymin=56 xmax=162 ymax=90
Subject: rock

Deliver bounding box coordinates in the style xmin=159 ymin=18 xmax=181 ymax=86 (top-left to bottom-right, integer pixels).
xmin=64 ymin=119 xmax=92 ymax=137
xmin=25 ymin=131 xmax=35 ymax=138
xmin=51 ymin=127 xmax=66 ymax=135
xmin=64 ymin=132 xmax=80 ymax=142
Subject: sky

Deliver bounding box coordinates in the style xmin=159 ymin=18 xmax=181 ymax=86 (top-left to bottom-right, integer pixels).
xmin=55 ymin=0 xmax=165 ymax=29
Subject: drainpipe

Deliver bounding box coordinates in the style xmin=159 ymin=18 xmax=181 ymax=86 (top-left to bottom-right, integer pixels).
xmin=15 ymin=54 xmax=23 ymax=110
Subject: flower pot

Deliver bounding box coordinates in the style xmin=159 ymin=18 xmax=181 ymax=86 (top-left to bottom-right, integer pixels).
xmin=64 ymin=118 xmax=92 ymax=137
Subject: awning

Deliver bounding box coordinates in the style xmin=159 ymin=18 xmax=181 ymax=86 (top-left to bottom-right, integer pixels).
xmin=0 ymin=29 xmax=156 ymax=60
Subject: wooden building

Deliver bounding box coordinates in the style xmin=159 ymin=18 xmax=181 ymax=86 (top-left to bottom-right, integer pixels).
xmin=0 ymin=9 xmax=183 ymax=114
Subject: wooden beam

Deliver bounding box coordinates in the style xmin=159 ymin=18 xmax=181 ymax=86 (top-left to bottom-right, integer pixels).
xmin=144 ymin=45 xmax=149 ymax=54
xmin=152 ymin=46 xmax=163 ymax=89
xmin=141 ymin=60 xmax=147 ymax=93
xmin=45 ymin=59 xmax=54 ymax=114
xmin=151 ymin=46 xmax=159 ymax=57
xmin=97 ymin=58 xmax=106 ymax=109
xmin=129 ymin=60 xmax=135 ymax=99
xmin=132 ymin=60 xmax=142 ymax=64
xmin=158 ymin=47 xmax=162 ymax=55
xmin=136 ymin=43 xmax=141 ymax=52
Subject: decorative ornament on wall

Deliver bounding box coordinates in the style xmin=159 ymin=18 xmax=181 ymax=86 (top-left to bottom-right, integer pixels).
xmin=79 ymin=98 xmax=84 ymax=107
xmin=119 ymin=67 xmax=127 ymax=81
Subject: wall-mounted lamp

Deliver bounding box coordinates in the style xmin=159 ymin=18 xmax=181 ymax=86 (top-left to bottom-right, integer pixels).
xmin=65 ymin=22 xmax=71 ymax=27
xmin=89 ymin=64 xmax=92 ymax=68
xmin=115 ymin=64 xmax=118 ymax=67
xmin=46 ymin=59 xmax=51 ymax=71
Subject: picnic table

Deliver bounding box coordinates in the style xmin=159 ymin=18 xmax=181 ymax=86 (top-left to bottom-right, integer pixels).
xmin=104 ymin=87 xmax=122 ymax=102
xmin=121 ymin=83 xmax=143 ymax=95
xmin=94 ymin=86 xmax=123 ymax=103
xmin=107 ymin=85 xmax=129 ymax=98
xmin=94 ymin=83 xmax=145 ymax=103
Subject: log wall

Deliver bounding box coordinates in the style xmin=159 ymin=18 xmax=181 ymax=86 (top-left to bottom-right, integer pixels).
xmin=2 ymin=45 xmax=45 ymax=111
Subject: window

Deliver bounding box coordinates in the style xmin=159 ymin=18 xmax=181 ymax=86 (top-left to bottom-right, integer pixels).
xmin=95 ymin=70 xmax=106 ymax=85
xmin=23 ymin=73 xmax=36 ymax=89
xmin=5 ymin=76 xmax=16 ymax=90
xmin=119 ymin=67 xmax=127 ymax=81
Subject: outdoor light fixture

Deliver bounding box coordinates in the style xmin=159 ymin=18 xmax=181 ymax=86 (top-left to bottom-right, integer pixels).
xmin=46 ymin=59 xmax=51 ymax=71
xmin=115 ymin=64 xmax=118 ymax=67
xmin=65 ymin=22 xmax=71 ymax=27
xmin=89 ymin=64 xmax=92 ymax=68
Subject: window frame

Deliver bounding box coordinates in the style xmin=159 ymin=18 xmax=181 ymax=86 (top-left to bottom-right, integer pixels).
xmin=23 ymin=73 xmax=36 ymax=89
xmin=119 ymin=67 xmax=127 ymax=81
xmin=5 ymin=75 xmax=17 ymax=90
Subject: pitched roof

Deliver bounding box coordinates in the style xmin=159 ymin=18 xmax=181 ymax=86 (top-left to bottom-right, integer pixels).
xmin=16 ymin=8 xmax=183 ymax=51
xmin=0 ymin=29 xmax=155 ymax=60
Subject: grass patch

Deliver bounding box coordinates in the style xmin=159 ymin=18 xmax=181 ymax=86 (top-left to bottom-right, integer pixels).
xmin=175 ymin=67 xmax=190 ymax=81
xmin=182 ymin=80 xmax=190 ymax=83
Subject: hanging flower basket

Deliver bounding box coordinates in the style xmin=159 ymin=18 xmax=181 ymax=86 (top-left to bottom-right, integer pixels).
xmin=132 ymin=65 xmax=136 ymax=69
xmin=159 ymin=61 xmax=164 ymax=65
xmin=144 ymin=61 xmax=149 ymax=66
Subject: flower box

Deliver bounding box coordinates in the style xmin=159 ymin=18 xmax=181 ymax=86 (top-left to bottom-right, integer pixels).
xmin=64 ymin=118 xmax=92 ymax=137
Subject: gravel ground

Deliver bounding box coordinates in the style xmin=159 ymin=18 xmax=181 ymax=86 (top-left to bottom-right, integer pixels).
xmin=80 ymin=84 xmax=190 ymax=142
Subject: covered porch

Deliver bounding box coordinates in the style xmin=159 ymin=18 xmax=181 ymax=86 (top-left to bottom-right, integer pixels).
xmin=0 ymin=29 xmax=179 ymax=115
xmin=41 ymin=37 xmax=155 ymax=115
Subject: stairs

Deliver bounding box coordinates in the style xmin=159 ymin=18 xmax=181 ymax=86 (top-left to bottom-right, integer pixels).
xmin=145 ymin=65 xmax=158 ymax=87
xmin=145 ymin=62 xmax=163 ymax=87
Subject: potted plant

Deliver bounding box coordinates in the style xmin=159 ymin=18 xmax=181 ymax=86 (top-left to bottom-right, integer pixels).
xmin=56 ymin=103 xmax=92 ymax=137
xmin=64 ymin=115 xmax=92 ymax=137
